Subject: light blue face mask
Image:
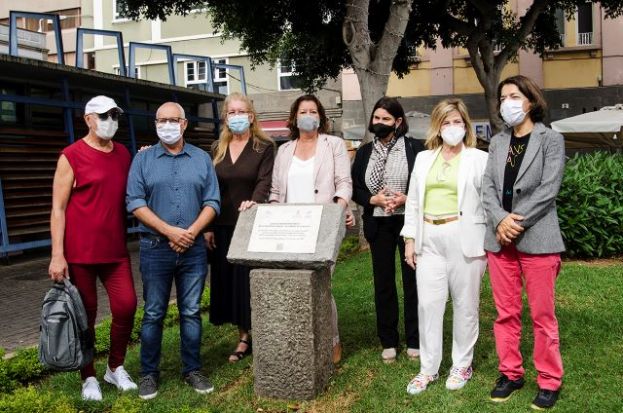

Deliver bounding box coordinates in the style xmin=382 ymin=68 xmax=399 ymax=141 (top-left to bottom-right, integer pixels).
xmin=297 ymin=114 xmax=320 ymax=132
xmin=228 ymin=114 xmax=251 ymax=134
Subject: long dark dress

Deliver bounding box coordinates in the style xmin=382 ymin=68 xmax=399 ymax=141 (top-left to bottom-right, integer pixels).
xmin=208 ymin=138 xmax=274 ymax=330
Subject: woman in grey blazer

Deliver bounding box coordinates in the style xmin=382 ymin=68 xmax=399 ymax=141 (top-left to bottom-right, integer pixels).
xmin=482 ymin=75 xmax=565 ymax=410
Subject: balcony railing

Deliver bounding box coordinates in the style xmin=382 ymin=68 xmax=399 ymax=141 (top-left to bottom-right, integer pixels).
xmin=578 ymin=32 xmax=593 ymax=45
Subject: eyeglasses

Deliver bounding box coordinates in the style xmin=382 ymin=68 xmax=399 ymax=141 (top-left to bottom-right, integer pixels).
xmin=226 ymin=110 xmax=249 ymax=117
xmin=155 ymin=117 xmax=185 ymax=126
xmin=97 ymin=110 xmax=121 ymax=121
xmin=436 ymin=161 xmax=452 ymax=182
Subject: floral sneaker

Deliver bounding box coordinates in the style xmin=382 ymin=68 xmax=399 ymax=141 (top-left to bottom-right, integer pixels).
xmin=406 ymin=372 xmax=439 ymax=395
xmin=445 ymin=366 xmax=473 ymax=390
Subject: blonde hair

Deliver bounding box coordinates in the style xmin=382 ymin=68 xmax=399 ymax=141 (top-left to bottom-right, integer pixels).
xmin=425 ymin=98 xmax=477 ymax=150
xmin=213 ymin=92 xmax=274 ymax=164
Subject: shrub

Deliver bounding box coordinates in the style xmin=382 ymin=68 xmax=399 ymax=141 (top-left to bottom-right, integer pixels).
xmin=0 ymin=387 xmax=75 ymax=413
xmin=557 ymin=151 xmax=623 ymax=258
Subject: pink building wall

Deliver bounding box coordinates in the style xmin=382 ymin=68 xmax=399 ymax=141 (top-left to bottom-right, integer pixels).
xmin=601 ymin=10 xmax=623 ymax=86
xmin=429 ymin=39 xmax=454 ymax=95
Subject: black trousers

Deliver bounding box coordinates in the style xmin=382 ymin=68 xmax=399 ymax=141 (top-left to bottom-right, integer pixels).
xmin=365 ymin=215 xmax=419 ymax=349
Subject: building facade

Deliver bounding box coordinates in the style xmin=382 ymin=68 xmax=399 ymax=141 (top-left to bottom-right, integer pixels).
xmin=343 ymin=1 xmax=623 ymax=140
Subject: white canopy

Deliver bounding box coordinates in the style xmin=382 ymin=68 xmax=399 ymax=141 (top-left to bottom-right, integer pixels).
xmin=551 ymin=104 xmax=623 ymax=149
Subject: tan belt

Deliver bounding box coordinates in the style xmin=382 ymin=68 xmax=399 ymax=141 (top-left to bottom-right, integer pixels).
xmin=423 ymin=215 xmax=459 ymax=225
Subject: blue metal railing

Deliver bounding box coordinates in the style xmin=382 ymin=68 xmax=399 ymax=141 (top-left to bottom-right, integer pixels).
xmin=9 ymin=11 xmax=64 ymax=64
xmin=75 ymin=28 xmax=126 ymax=75
xmin=128 ymin=42 xmax=175 ymax=85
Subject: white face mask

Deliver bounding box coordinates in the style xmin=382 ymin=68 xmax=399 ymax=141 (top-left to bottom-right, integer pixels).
xmin=297 ymin=114 xmax=320 ymax=132
xmin=157 ymin=122 xmax=182 ymax=145
xmin=96 ymin=118 xmax=118 ymax=140
xmin=500 ymin=99 xmax=527 ymax=127
xmin=440 ymin=125 xmax=465 ymax=146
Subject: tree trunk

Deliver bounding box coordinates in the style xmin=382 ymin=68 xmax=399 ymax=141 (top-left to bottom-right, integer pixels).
xmin=356 ymin=69 xmax=390 ymax=144
xmin=342 ymin=0 xmax=412 ymax=250
xmin=483 ymin=77 xmax=504 ymax=136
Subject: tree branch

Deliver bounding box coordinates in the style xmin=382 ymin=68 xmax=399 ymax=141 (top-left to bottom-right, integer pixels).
xmin=495 ymin=0 xmax=549 ymax=71
xmin=375 ymin=0 xmax=413 ymax=69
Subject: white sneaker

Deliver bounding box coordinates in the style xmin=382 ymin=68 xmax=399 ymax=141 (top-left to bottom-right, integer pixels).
xmin=406 ymin=348 xmax=420 ymax=359
xmin=82 ymin=376 xmax=102 ymax=401
xmin=445 ymin=366 xmax=473 ymax=390
xmin=406 ymin=372 xmax=439 ymax=395
xmin=381 ymin=348 xmax=397 ymax=363
xmin=104 ymin=365 xmax=138 ymax=391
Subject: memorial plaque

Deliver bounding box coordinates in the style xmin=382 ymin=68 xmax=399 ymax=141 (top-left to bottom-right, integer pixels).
xmin=228 ymin=203 xmax=346 ymax=270
xmin=247 ymin=205 xmax=323 ymax=254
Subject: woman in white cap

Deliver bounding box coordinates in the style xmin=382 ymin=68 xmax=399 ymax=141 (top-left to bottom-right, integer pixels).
xmin=49 ymin=95 xmax=138 ymax=401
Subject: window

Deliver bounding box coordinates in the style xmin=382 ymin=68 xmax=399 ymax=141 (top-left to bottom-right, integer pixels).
xmin=555 ymin=9 xmax=565 ymax=45
xmin=278 ymin=60 xmax=303 ymax=91
xmin=114 ymin=66 xmax=141 ymax=78
xmin=577 ymin=3 xmax=593 ymax=45
xmin=0 ymin=9 xmax=81 ymax=32
xmin=113 ymin=0 xmax=130 ymax=21
xmin=212 ymin=58 xmax=228 ymax=95
xmin=185 ymin=59 xmax=228 ymax=94
xmin=186 ymin=61 xmax=207 ymax=84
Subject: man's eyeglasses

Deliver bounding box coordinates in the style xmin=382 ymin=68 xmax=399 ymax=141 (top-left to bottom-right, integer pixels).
xmin=155 ymin=117 xmax=185 ymax=126
xmin=97 ymin=110 xmax=121 ymax=121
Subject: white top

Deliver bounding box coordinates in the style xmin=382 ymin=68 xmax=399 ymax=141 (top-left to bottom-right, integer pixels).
xmin=286 ymin=155 xmax=315 ymax=203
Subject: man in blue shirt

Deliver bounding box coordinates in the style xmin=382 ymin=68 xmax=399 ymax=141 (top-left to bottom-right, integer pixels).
xmin=126 ymin=101 xmax=220 ymax=400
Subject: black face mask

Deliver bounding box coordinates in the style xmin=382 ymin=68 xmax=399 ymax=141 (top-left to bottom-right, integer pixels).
xmin=370 ymin=123 xmax=395 ymax=139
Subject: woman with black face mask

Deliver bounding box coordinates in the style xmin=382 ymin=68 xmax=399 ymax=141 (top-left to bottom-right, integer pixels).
xmin=351 ymin=96 xmax=425 ymax=363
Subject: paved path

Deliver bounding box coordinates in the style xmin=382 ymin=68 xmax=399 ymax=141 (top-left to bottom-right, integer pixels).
xmin=0 ymin=242 xmax=144 ymax=354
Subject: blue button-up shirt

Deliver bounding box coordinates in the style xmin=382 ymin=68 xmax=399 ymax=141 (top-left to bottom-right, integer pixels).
xmin=126 ymin=142 xmax=220 ymax=234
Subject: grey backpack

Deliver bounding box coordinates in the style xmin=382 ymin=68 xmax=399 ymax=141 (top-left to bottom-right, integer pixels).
xmin=38 ymin=278 xmax=94 ymax=371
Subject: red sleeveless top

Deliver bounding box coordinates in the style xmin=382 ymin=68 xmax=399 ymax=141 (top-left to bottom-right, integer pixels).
xmin=62 ymin=139 xmax=131 ymax=263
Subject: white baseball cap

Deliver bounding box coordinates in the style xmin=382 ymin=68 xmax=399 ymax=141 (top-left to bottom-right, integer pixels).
xmin=84 ymin=95 xmax=124 ymax=115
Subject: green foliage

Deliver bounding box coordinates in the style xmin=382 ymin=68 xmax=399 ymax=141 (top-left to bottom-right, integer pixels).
xmin=0 ymin=387 xmax=75 ymax=413
xmin=0 ymin=349 xmax=43 ymax=394
xmin=338 ymin=235 xmax=360 ymax=261
xmin=111 ymin=395 xmax=142 ymax=413
xmin=557 ymin=152 xmax=623 ymax=258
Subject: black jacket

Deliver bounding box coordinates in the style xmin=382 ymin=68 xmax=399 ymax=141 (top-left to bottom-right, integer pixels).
xmin=351 ymin=136 xmax=426 ymax=217
xmin=351 ymin=136 xmax=425 ymax=240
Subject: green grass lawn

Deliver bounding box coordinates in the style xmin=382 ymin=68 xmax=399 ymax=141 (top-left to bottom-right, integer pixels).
xmin=6 ymin=253 xmax=623 ymax=413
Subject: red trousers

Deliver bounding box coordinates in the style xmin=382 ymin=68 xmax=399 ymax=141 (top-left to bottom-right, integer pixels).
xmin=69 ymin=258 xmax=137 ymax=380
xmin=487 ymin=244 xmax=564 ymax=390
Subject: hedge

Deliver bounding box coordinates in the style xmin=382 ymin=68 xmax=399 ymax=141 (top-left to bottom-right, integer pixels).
xmin=557 ymin=151 xmax=623 ymax=258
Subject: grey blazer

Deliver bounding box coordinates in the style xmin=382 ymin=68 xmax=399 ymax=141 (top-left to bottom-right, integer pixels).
xmin=482 ymin=122 xmax=566 ymax=254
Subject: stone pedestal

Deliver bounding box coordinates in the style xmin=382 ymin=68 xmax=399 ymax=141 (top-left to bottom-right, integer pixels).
xmin=250 ymin=268 xmax=333 ymax=400
xmin=227 ymin=204 xmax=345 ymax=400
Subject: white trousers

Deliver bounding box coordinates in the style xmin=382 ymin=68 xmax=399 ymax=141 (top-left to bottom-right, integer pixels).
xmin=417 ymin=221 xmax=487 ymax=375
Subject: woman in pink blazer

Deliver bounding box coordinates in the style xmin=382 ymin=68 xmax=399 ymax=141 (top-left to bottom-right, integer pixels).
xmin=270 ymin=94 xmax=353 ymax=364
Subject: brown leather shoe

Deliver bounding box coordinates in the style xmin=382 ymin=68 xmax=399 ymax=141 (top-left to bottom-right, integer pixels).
xmin=332 ymin=343 xmax=342 ymax=364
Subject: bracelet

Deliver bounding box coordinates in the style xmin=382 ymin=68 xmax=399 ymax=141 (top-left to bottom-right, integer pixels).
xmin=403 ymin=237 xmax=414 ymax=243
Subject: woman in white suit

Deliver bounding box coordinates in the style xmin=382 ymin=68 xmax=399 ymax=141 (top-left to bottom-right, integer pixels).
xmin=401 ymin=98 xmax=488 ymax=394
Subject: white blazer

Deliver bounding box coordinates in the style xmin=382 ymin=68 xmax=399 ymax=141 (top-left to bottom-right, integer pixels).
xmin=401 ymin=146 xmax=489 ymax=258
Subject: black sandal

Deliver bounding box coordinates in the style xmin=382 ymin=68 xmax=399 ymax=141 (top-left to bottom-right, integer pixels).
xmin=228 ymin=338 xmax=252 ymax=363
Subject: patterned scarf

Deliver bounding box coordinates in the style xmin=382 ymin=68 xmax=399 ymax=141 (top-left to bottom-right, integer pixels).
xmin=368 ymin=136 xmax=398 ymax=194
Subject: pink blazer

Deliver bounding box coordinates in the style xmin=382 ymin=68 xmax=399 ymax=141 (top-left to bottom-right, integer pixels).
xmin=269 ymin=134 xmax=352 ymax=204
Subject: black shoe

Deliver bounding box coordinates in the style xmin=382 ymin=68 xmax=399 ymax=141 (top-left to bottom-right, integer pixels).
xmin=490 ymin=374 xmax=525 ymax=402
xmin=531 ymin=388 xmax=560 ymax=410
xmin=184 ymin=370 xmax=214 ymax=394
xmin=138 ymin=374 xmax=159 ymax=400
